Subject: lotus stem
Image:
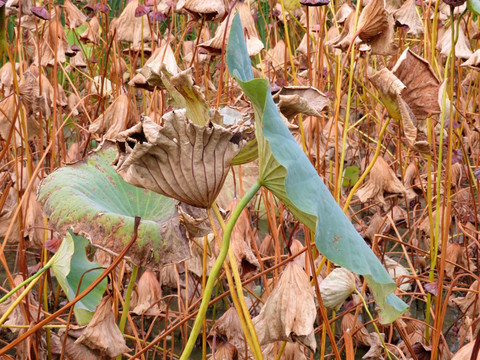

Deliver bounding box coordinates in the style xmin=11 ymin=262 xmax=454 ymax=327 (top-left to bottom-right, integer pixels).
xmin=180 ymin=181 xmax=262 ymax=360
xmin=118 ymin=263 xmax=139 ymax=336
xmin=0 ymin=5 xmax=6 ymax=60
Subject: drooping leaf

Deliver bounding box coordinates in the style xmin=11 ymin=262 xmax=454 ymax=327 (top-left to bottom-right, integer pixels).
xmin=468 ymin=0 xmax=480 ymax=15
xmin=227 ymin=14 xmax=408 ymax=323
xmin=38 ymin=144 xmax=190 ymax=268
xmin=51 ymin=232 xmax=107 ymax=325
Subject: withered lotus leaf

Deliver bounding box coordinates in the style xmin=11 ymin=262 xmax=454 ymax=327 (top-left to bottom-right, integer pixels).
xmin=341 ymin=313 xmax=372 ymax=347
xmin=461 ymin=49 xmax=480 ymax=70
xmin=132 ymin=269 xmax=165 ymax=315
xmin=176 ymin=0 xmax=227 ymax=21
xmin=208 ymin=307 xmax=248 ymax=358
xmin=262 ymin=342 xmax=307 ymax=360
xmin=115 ymin=113 xmax=247 ymax=208
xmin=452 ymin=280 xmax=480 ymax=318
xmin=273 ymin=86 xmax=329 ymax=120
xmin=253 ymin=262 xmax=317 ymax=351
xmin=319 ymin=267 xmax=356 ymax=310
xmin=75 ymin=297 xmax=131 ymax=357
xmin=393 ymin=0 xmax=424 ymax=37
xmin=138 ymin=42 xmax=179 ymax=88
xmin=452 ymin=340 xmax=480 ymax=360
xmin=63 ymin=0 xmax=86 ymax=29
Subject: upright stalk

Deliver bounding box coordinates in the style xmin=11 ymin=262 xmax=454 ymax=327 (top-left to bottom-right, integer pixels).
xmin=180 ymin=181 xmax=262 ymax=360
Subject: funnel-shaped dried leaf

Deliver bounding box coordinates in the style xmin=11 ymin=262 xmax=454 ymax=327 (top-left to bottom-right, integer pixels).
xmin=208 ymin=307 xmax=247 ymax=358
xmin=64 ymin=0 xmax=86 ymax=29
xmin=437 ymin=21 xmax=473 ymax=59
xmin=290 ymin=239 xmax=306 ymax=269
xmin=138 ymin=42 xmax=179 ymax=88
xmin=199 ymin=3 xmax=263 ymax=56
xmin=461 ymin=49 xmax=480 ymax=70
xmin=265 ymin=40 xmax=290 ymax=71
xmin=341 ymin=313 xmax=371 ymax=347
xmin=80 ymin=16 xmax=100 ymax=44
xmin=369 ymin=67 xmax=430 ymax=153
xmin=392 ymin=48 xmax=441 ymax=119
xmin=89 ymin=94 xmax=137 ymax=140
xmin=326 ymin=12 xmax=359 ymax=51
xmin=67 ymin=49 xmax=88 ymax=71
xmin=176 ymin=0 xmax=227 ymax=21
xmin=357 ymin=0 xmax=397 ymax=55
xmin=384 ymin=256 xmax=411 ymax=291
xmin=273 ymin=86 xmax=329 ymax=120
xmin=319 ymin=267 xmax=356 ymax=310
xmin=132 ymin=270 xmax=165 ymax=315
xmin=76 ymin=297 xmax=131 ymax=357
xmin=263 ymin=342 xmax=307 ymax=360
xmin=115 ymin=113 xmax=247 ymax=208
xmin=393 ymin=0 xmax=424 ymax=37
xmin=363 ymin=333 xmax=385 ymax=359
xmin=453 ymin=340 xmax=480 ymax=360
xmin=337 ymin=3 xmax=354 ymax=23
xmin=0 ymin=62 xmax=17 ymax=94
xmin=38 ymin=19 xmax=68 ymax=66
xmin=445 ymin=243 xmax=476 ymax=279
xmin=186 ymin=235 xmax=215 ymax=277
xmin=112 ymin=0 xmax=156 ymax=49
xmin=452 ymin=280 xmax=480 ymax=318
xmin=253 ymin=262 xmax=317 ymax=351
xmin=356 ymin=157 xmax=411 ymax=205
xmin=209 ymin=342 xmax=238 ymax=360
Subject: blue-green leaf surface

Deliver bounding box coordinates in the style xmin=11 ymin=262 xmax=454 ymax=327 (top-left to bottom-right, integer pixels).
xmin=226 ymin=14 xmax=408 ymax=323
xmin=467 ymin=0 xmax=480 ymax=15
xmin=38 ymin=144 xmax=190 ymax=269
xmin=52 ymin=232 xmax=107 ymax=325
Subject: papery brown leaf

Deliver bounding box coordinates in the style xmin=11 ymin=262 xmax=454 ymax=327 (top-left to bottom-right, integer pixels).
xmin=384 ymin=256 xmax=411 ymax=291
xmin=273 ymin=86 xmax=329 ymax=120
xmin=80 ymin=16 xmax=100 ymax=44
xmin=38 ymin=19 xmax=69 ymax=66
xmin=132 ymin=270 xmax=165 ymax=315
xmin=208 ymin=307 xmax=248 ymax=359
xmin=355 ymin=157 xmax=412 ymax=205
xmin=199 ymin=2 xmax=263 ymax=56
xmin=265 ymin=40 xmax=290 ymax=71
xmin=89 ymin=93 xmax=137 ymax=140
xmin=115 ymin=113 xmax=247 ymax=208
xmin=362 ymin=332 xmax=385 ymax=359
xmin=392 ymin=48 xmax=441 ymax=119
xmin=393 ymin=0 xmax=424 ymax=37
xmin=461 ymin=49 xmax=480 ymax=70
xmin=452 ymin=280 xmax=480 ymax=318
xmin=445 ymin=243 xmax=477 ymax=279
xmin=176 ymin=0 xmax=227 ymax=21
xmin=209 ymin=342 xmax=239 ymax=360
xmin=253 ymin=262 xmax=317 ymax=351
xmin=160 ymin=263 xmax=182 ymax=289
xmin=137 ymin=41 xmax=179 ymax=88
xmin=64 ymin=0 xmax=86 ymax=29
xmin=453 ymin=340 xmax=480 ymax=360
xmin=357 ymin=0 xmax=397 ymax=55
xmin=326 ymin=12 xmax=360 ymax=51
xmin=0 ymin=62 xmax=17 ymax=94
xmin=336 ymin=3 xmax=354 ymax=23
xmin=319 ymin=267 xmax=356 ymax=310
xmin=364 ymin=212 xmax=390 ymax=242
xmin=75 ymin=297 xmax=131 ymax=357
xmin=341 ymin=313 xmax=372 ymax=347
xmin=67 ymin=49 xmax=88 ymax=71
xmin=437 ymin=21 xmax=473 ymax=59
xmin=186 ymin=235 xmax=215 ymax=277
xmin=262 ymin=342 xmax=307 ymax=360
xmin=112 ymin=0 xmax=157 ymax=49
xmin=51 ymin=332 xmax=102 ymax=360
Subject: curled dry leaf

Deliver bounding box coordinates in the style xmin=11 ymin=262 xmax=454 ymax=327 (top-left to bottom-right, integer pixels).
xmin=50 ymin=332 xmax=102 ymax=360
xmin=76 ymin=297 xmax=131 ymax=358
xmin=393 ymin=0 xmax=424 ymax=37
xmin=132 ymin=269 xmax=165 ymax=315
xmin=200 ymin=2 xmax=263 ymax=56
xmin=341 ymin=313 xmax=372 ymax=347
xmin=355 ymin=157 xmax=412 ymax=205
xmin=208 ymin=307 xmax=248 ymax=359
xmin=384 ymin=256 xmax=411 ymax=291
xmin=262 ymin=342 xmax=307 ymax=360
xmin=38 ymin=19 xmax=69 ymax=67
xmin=186 ymin=235 xmax=215 ymax=277
xmin=209 ymin=342 xmax=238 ymax=360
xmin=364 ymin=212 xmax=390 ymax=242
xmin=453 ymin=340 xmax=480 ymax=360
xmin=89 ymin=93 xmax=137 ymax=141
xmin=112 ymin=0 xmax=157 ymax=49
xmin=452 ymin=280 xmax=480 ymax=318
xmin=437 ymin=21 xmax=473 ymax=59
xmin=273 ymin=86 xmax=329 ymax=120
xmin=115 ymin=113 xmax=247 ymax=208
xmin=0 ymin=62 xmax=17 ymax=94
xmin=137 ymin=41 xmax=179 ymax=88
xmin=253 ymin=262 xmax=317 ymax=351
xmin=80 ymin=16 xmax=100 ymax=44
xmin=319 ymin=267 xmax=356 ymax=310
xmin=461 ymin=49 xmax=480 ymax=70
xmin=176 ymin=0 xmax=227 ymax=21
xmin=362 ymin=332 xmax=385 ymax=359
xmin=63 ymin=0 xmax=86 ymax=29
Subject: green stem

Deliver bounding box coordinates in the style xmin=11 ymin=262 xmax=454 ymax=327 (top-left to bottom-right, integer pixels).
xmin=0 ymin=5 xmax=6 ymax=61
xmin=180 ymin=181 xmax=262 ymax=360
xmin=117 ymin=264 xmax=139 ymax=345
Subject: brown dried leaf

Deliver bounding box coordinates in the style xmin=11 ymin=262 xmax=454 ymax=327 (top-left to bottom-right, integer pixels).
xmin=199 ymin=3 xmax=263 ymax=56
xmin=176 ymin=0 xmax=227 ymax=21
xmin=75 ymin=297 xmax=131 ymax=357
xmin=453 ymin=340 xmax=480 ymax=360
xmin=355 ymin=157 xmax=411 ymax=205
xmin=80 ymin=16 xmax=100 ymax=44
xmin=362 ymin=332 xmax=385 ymax=359
xmin=208 ymin=307 xmax=248 ymax=359
xmin=319 ymin=267 xmax=356 ymax=310
xmin=112 ymin=0 xmax=157 ymax=49
xmin=209 ymin=342 xmax=239 ymax=360
xmin=64 ymin=0 xmax=86 ymax=29
xmin=115 ymin=113 xmax=247 ymax=208
xmin=132 ymin=270 xmax=165 ymax=315
xmin=445 ymin=243 xmax=477 ymax=279
xmin=273 ymin=86 xmax=329 ymax=120
xmin=341 ymin=313 xmax=371 ymax=347
xmin=89 ymin=93 xmax=137 ymax=140
xmin=138 ymin=41 xmax=179 ymax=88
xmin=461 ymin=49 xmax=480 ymax=70
xmin=0 ymin=62 xmax=17 ymax=94
xmin=38 ymin=19 xmax=69 ymax=67
xmin=393 ymin=0 xmax=424 ymax=37
xmin=262 ymin=342 xmax=307 ymax=360
xmin=437 ymin=21 xmax=473 ymax=59
xmin=253 ymin=262 xmax=317 ymax=351
xmin=452 ymin=280 xmax=480 ymax=318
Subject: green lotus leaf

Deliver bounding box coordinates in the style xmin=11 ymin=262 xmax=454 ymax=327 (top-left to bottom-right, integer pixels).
xmin=227 ymin=14 xmax=408 ymax=324
xmin=468 ymin=0 xmax=480 ymax=15
xmin=52 ymin=231 xmax=107 ymax=325
xmin=38 ymin=144 xmax=190 ymax=269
